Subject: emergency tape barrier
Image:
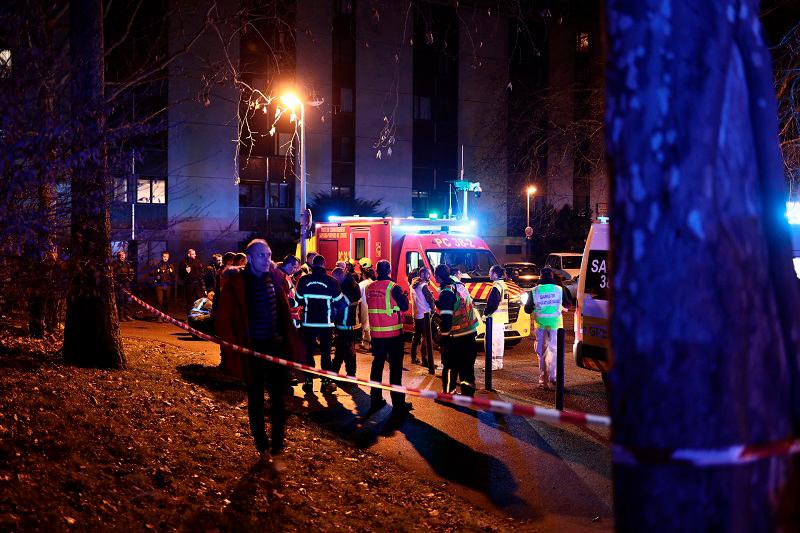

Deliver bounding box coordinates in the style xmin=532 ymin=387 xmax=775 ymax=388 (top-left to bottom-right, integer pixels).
xmin=613 ymin=437 xmax=800 ymax=467
xmin=124 ymin=291 xmax=611 ymax=428
xmin=123 ymin=292 xmax=800 ymax=466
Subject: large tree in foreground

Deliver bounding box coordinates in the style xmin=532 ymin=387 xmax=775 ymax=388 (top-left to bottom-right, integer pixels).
xmin=62 ymin=0 xmax=125 ymax=368
xmin=606 ymin=0 xmax=800 ymax=528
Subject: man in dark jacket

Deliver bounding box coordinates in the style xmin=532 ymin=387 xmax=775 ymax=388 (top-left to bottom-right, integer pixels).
xmin=295 ymin=254 xmax=343 ymax=393
xmin=151 ymin=250 xmax=175 ymax=318
xmin=331 ymin=266 xmax=362 ymax=377
xmin=435 ymin=263 xmax=479 ymax=396
xmin=204 ymin=253 xmax=223 ymax=294
xmin=111 ymin=250 xmax=136 ymax=321
xmin=215 ymin=239 xmax=302 ymax=469
xmin=178 ymin=248 xmax=205 ymax=315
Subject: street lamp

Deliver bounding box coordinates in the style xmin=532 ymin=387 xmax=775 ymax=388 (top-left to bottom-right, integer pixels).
xmin=281 ymin=92 xmax=308 ymax=259
xmin=526 ymin=186 xmax=537 ymax=228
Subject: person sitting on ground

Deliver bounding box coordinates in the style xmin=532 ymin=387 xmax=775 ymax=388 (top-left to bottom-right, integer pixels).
xmin=188 ymin=291 xmax=215 ymax=334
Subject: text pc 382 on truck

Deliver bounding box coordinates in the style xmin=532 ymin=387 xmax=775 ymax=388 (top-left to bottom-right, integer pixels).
xmin=308 ymin=216 xmax=531 ymax=345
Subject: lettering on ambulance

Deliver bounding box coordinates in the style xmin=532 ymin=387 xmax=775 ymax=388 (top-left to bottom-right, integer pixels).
xmin=431 ymin=237 xmax=478 ymax=248
xmin=319 ymin=227 xmax=348 ymax=239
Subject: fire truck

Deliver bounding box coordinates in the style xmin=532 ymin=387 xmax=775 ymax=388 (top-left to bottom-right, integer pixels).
xmin=306 ymin=216 xmax=531 ymax=345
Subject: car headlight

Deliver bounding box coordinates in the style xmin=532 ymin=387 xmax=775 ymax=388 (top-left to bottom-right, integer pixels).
xmin=519 ymin=291 xmax=529 ymax=306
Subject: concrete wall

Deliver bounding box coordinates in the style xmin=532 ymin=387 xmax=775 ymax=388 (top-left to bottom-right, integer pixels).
xmin=545 ymin=21 xmax=575 ymax=211
xmin=354 ymin=0 xmax=413 ymax=217
xmin=459 ymin=9 xmax=509 ymax=254
xmin=167 ymin=0 xmax=244 ymax=258
xmin=296 ymin=0 xmax=333 ymax=205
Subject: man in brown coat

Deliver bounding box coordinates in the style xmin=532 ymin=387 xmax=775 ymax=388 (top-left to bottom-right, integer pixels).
xmin=215 ymin=239 xmax=303 ymax=466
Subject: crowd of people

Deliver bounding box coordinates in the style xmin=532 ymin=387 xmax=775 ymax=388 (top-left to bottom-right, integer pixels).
xmin=112 ymin=239 xmax=567 ymax=467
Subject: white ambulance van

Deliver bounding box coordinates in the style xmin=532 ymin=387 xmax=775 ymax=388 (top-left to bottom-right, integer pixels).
xmin=573 ymin=220 xmax=611 ymax=372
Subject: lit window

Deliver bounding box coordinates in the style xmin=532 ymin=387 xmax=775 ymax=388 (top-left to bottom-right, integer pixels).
xmin=269 ymin=182 xmax=290 ymax=207
xmin=137 ymin=178 xmax=166 ymax=204
xmin=576 ymin=32 xmax=590 ymax=53
xmin=0 ymin=49 xmax=10 ymax=78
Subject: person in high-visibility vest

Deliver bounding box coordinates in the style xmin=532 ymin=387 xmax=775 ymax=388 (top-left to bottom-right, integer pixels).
xmin=365 ymin=259 xmax=411 ymax=418
xmin=434 ymin=264 xmax=480 ymax=396
xmin=331 ymin=266 xmax=361 ymax=377
xmin=483 ymin=265 xmax=509 ymax=371
xmin=358 ymin=258 xmax=376 ymax=350
xmin=523 ymin=266 xmax=566 ymax=389
xmin=295 ymin=254 xmax=344 ymax=394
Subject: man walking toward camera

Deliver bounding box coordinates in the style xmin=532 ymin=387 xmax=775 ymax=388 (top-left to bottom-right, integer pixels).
xmin=216 ymin=239 xmax=302 ymax=468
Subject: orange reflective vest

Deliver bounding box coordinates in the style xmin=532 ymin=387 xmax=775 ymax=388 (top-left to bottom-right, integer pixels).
xmin=441 ymin=285 xmax=479 ymax=337
xmin=366 ymin=279 xmax=403 ymax=338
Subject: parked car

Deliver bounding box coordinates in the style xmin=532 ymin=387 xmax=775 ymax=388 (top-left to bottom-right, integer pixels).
xmin=504 ymin=262 xmax=539 ymax=289
xmin=544 ymin=252 xmax=583 ymax=280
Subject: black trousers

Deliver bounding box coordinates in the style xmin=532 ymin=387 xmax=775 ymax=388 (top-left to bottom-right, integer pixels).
xmin=183 ymin=283 xmax=204 ymax=313
xmin=440 ymin=332 xmax=478 ymax=395
xmin=246 ymin=340 xmax=289 ymax=454
xmin=302 ymin=326 xmax=333 ymax=373
xmin=410 ymin=316 xmax=430 ymax=363
xmin=115 ymin=284 xmax=132 ymax=319
xmin=154 ymin=285 xmax=171 ymax=314
xmin=370 ymin=336 xmax=405 ymax=406
xmin=332 ymin=328 xmax=358 ymax=376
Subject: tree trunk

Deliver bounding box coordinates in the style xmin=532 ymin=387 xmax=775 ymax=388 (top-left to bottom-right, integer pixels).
xmin=605 ymin=0 xmax=800 ymax=529
xmin=63 ymin=0 xmax=125 ymax=369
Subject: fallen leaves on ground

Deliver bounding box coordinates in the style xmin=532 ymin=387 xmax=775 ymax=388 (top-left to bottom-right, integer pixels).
xmin=0 ymin=322 xmax=516 ymax=531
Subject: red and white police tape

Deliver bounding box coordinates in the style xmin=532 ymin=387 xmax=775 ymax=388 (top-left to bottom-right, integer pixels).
xmin=613 ymin=438 xmax=800 ymax=467
xmin=124 ymin=291 xmax=610 ymax=428
xmin=125 ymin=292 xmax=800 ymax=466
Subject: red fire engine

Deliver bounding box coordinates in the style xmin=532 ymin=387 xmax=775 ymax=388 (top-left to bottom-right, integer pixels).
xmin=307 ymin=216 xmax=531 ymax=344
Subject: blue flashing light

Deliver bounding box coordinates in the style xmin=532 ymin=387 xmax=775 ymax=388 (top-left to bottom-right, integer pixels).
xmin=429 ymin=212 xmax=439 ymax=219
xmin=787 ymin=202 xmax=800 ymax=225
xmin=327 ymin=214 xmax=339 ymax=222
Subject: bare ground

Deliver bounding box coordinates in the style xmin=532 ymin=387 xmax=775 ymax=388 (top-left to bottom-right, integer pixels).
xmin=0 ymin=321 xmax=526 ymax=532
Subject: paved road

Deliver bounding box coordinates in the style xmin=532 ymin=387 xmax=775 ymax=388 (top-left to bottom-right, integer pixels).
xmin=121 ymin=313 xmax=613 ymax=531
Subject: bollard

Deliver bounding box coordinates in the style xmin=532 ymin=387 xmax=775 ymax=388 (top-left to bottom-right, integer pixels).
xmin=556 ymin=327 xmax=565 ymax=410
xmin=423 ymin=312 xmax=435 ymax=375
xmin=484 ymin=316 xmax=493 ymax=390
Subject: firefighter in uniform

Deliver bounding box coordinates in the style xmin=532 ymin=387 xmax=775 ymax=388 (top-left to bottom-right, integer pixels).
xmin=523 ymin=267 xmax=565 ymax=389
xmin=483 ymin=265 xmax=509 ymax=371
xmin=365 ymin=259 xmax=411 ymax=418
xmin=434 ymin=264 xmax=479 ymax=396
xmin=331 ymin=266 xmax=361 ymax=376
xmin=295 ymin=254 xmax=343 ymax=393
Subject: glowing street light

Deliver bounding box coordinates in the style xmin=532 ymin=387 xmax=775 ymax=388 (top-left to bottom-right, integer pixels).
xmin=526 ymin=185 xmax=537 ymax=230
xmin=281 ymin=92 xmax=309 ymax=258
